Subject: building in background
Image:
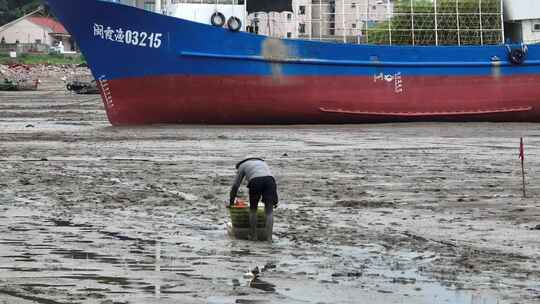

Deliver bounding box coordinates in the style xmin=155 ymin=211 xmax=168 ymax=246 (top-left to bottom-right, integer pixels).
xmin=245 ymin=0 xmax=394 ymax=41
xmin=0 ymin=11 xmax=74 ymax=53
xmin=311 ymin=0 xmax=392 ymax=42
xmin=246 ymin=0 xmax=393 ymax=41
xmin=247 ymin=0 xmax=311 ymax=40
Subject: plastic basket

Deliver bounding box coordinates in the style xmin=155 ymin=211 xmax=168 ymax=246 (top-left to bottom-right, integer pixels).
xmin=229 ymin=206 xmax=266 ymax=228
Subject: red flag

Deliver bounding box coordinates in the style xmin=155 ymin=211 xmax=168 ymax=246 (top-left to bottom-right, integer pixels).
xmin=519 ymin=137 xmax=524 ymax=160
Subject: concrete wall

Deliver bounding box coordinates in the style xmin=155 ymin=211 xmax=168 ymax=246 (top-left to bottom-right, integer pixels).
xmin=521 ymin=19 xmax=540 ymax=44
xmin=504 ymin=0 xmax=540 ymax=22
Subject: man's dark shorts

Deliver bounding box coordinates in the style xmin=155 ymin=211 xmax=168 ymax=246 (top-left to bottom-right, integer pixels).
xmin=247 ymin=176 xmax=278 ymax=210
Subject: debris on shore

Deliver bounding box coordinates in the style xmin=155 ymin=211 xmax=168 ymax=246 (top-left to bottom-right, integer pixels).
xmin=0 ymin=63 xmax=96 ymax=93
xmin=0 ymin=64 xmax=39 ymax=91
xmin=0 ymin=77 xmax=39 ymax=91
xmin=66 ymin=79 xmax=99 ymax=94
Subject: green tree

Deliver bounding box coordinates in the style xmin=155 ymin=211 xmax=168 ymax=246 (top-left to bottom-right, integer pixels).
xmin=0 ymin=0 xmax=42 ymax=25
xmin=0 ymin=0 xmax=8 ymax=12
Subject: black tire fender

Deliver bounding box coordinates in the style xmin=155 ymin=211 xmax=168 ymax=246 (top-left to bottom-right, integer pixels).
xmin=227 ymin=16 xmax=242 ymax=32
xmin=66 ymin=83 xmax=72 ymax=91
xmin=210 ymin=12 xmax=225 ymax=27
xmin=509 ymin=48 xmax=526 ymax=65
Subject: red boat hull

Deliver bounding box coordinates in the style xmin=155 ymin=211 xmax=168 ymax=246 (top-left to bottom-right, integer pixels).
xmin=98 ymin=74 xmax=540 ymax=125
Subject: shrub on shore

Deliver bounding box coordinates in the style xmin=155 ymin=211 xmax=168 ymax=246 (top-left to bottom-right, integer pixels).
xmin=0 ymin=52 xmax=86 ymax=65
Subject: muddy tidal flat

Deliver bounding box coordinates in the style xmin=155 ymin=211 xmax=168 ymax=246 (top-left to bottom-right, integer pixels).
xmin=1 ymin=71 xmax=540 ymax=304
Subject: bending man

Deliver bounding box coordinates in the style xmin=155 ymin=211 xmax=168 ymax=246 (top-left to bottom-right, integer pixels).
xmin=230 ymin=157 xmax=278 ymax=241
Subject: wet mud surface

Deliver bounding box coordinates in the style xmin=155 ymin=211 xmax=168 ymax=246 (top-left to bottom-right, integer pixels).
xmin=1 ymin=72 xmax=540 ymax=303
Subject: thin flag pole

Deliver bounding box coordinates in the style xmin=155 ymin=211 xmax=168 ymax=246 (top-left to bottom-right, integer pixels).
xmin=520 ymin=137 xmax=526 ymax=198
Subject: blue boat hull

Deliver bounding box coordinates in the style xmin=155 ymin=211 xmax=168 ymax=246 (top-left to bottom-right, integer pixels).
xmin=46 ymin=0 xmax=540 ymax=125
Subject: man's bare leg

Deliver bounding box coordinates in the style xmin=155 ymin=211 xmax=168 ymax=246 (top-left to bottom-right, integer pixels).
xmin=249 ymin=209 xmax=258 ymax=241
xmin=265 ymin=204 xmax=273 ymax=242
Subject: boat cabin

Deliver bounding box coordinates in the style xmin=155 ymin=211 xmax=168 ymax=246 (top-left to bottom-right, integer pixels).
xmin=503 ymin=0 xmax=540 ymax=44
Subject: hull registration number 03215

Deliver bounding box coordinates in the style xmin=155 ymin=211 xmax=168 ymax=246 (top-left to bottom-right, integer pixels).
xmin=93 ymin=23 xmax=163 ymax=49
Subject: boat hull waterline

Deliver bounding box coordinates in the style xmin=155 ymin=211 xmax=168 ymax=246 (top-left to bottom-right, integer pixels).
xmin=46 ymin=0 xmax=540 ymax=125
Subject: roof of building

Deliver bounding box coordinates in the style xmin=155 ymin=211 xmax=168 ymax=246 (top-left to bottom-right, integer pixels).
xmin=27 ymin=17 xmax=68 ymax=34
xmin=0 ymin=8 xmax=69 ymax=36
xmin=0 ymin=8 xmax=42 ymax=33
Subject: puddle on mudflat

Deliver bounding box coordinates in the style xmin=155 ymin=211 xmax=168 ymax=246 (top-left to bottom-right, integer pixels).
xmin=0 ymin=202 xmax=508 ymax=304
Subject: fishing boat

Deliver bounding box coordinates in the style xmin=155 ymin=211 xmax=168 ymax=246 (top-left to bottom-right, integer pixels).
xmin=45 ymin=0 xmax=540 ymax=125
